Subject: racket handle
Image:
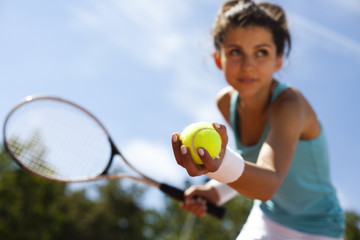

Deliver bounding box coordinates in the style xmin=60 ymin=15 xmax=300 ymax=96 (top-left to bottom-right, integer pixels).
xmin=159 ymin=183 xmax=225 ymax=219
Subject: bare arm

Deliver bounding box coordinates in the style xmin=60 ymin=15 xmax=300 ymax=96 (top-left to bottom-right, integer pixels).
xmin=172 ymin=88 xmax=316 ymax=203
xmin=229 ymin=90 xmax=304 ymax=201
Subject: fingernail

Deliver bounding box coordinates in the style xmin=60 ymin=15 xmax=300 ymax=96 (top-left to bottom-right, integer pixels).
xmin=198 ymin=148 xmax=204 ymax=156
xmin=181 ymin=145 xmax=187 ymax=155
xmin=172 ymin=134 xmax=178 ymax=143
xmin=214 ymin=123 xmax=221 ymax=129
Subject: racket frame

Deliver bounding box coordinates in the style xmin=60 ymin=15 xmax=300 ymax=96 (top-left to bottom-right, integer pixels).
xmin=3 ymin=95 xmax=225 ymax=219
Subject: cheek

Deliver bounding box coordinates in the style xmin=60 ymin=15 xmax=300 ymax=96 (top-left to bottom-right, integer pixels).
xmin=258 ymin=60 xmax=278 ymax=75
xmin=223 ymin=58 xmax=241 ymax=72
xmin=223 ymin=64 xmax=240 ymax=82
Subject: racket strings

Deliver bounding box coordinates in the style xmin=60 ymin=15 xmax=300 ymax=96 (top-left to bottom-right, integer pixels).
xmin=5 ymin=100 xmax=112 ymax=181
xmin=9 ymin=136 xmax=55 ymax=174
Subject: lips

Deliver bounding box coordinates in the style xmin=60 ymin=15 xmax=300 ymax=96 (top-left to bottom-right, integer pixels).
xmin=238 ymin=77 xmax=256 ymax=83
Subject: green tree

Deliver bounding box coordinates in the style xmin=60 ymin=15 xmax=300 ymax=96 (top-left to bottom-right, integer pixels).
xmin=0 ymin=145 xmax=154 ymax=240
xmin=0 ymin=146 xmax=68 ymax=239
xmin=345 ymin=211 xmax=360 ymax=240
xmin=1 ymin=144 xmax=360 ymax=239
xmin=143 ymin=179 xmax=252 ymax=240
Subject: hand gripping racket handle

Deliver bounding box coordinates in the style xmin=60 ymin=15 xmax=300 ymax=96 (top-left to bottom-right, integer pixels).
xmin=159 ymin=183 xmax=225 ymax=219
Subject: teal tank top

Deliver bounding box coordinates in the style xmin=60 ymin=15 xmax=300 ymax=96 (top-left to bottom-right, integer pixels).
xmin=230 ymin=83 xmax=345 ymax=238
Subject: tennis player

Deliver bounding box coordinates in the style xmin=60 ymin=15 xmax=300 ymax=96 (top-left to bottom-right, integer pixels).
xmin=171 ymin=0 xmax=345 ymax=239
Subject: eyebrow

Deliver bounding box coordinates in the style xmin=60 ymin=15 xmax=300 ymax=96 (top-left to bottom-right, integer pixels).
xmin=224 ymin=43 xmax=274 ymax=49
xmin=255 ymin=43 xmax=273 ymax=49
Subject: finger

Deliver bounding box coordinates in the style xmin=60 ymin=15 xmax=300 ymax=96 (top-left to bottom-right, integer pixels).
xmin=197 ymin=147 xmax=221 ymax=172
xmin=212 ymin=123 xmax=228 ymax=159
xmin=182 ymin=197 xmax=207 ymax=218
xmin=181 ymin=197 xmax=196 ymax=212
xmin=195 ymin=197 xmax=207 ymax=218
xmin=180 ymin=146 xmax=208 ymax=176
xmin=192 ymin=198 xmax=207 ymax=218
xmin=212 ymin=123 xmax=228 ymax=149
xmin=171 ymin=133 xmax=183 ymax=166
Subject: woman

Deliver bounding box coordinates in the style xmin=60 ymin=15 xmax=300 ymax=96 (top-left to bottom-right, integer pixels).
xmin=171 ymin=1 xmax=345 ymax=239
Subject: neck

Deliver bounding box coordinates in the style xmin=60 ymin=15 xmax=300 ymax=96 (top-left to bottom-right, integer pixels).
xmin=238 ymin=80 xmax=277 ymax=115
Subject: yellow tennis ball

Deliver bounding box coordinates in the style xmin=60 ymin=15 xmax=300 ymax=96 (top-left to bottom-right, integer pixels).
xmin=180 ymin=122 xmax=222 ymax=165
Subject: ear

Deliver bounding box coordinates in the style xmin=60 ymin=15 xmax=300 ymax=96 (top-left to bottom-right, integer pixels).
xmin=213 ymin=52 xmax=222 ymax=70
xmin=274 ymin=55 xmax=283 ymax=72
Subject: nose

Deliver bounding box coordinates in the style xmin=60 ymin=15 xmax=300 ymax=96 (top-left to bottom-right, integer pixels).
xmin=241 ymin=56 xmax=254 ymax=71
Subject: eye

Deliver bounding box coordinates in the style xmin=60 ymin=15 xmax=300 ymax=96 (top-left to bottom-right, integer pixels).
xmin=256 ymin=49 xmax=269 ymax=57
xmin=228 ymin=48 xmax=242 ymax=57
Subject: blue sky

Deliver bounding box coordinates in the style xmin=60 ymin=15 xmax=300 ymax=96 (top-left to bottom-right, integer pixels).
xmin=1 ymin=0 xmax=359 ymax=213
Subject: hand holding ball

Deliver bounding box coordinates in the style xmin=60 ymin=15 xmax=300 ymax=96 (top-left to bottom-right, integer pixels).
xmin=180 ymin=122 xmax=222 ymax=165
xmin=176 ymin=122 xmax=244 ymax=184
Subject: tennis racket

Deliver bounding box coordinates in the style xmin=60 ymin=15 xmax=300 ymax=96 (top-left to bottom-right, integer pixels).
xmin=3 ymin=96 xmax=225 ymax=219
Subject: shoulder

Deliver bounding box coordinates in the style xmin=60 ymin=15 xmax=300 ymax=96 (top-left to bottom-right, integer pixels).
xmin=272 ymin=87 xmax=302 ymax=112
xmin=270 ymin=87 xmax=305 ymax=123
xmin=216 ymin=86 xmax=236 ymax=124
xmin=270 ymin=86 xmax=320 ymax=139
xmin=216 ymin=86 xmax=235 ymax=105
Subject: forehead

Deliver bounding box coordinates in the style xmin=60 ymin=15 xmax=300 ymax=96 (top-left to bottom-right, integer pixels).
xmin=223 ymin=26 xmax=275 ymax=47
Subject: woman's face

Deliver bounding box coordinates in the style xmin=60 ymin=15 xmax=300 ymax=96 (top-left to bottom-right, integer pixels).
xmin=216 ymin=26 xmax=283 ymax=98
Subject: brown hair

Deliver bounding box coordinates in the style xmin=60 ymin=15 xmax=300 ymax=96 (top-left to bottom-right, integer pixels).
xmin=212 ymin=0 xmax=291 ymax=56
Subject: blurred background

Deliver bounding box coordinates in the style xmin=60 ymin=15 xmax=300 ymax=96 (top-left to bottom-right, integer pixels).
xmin=1 ymin=0 xmax=359 ymax=239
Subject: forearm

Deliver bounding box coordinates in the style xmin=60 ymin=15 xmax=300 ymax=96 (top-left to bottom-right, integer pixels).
xmin=228 ymin=162 xmax=282 ymax=202
xmin=205 ymin=146 xmax=285 ymax=202
xmin=230 ymin=139 xmax=296 ymax=201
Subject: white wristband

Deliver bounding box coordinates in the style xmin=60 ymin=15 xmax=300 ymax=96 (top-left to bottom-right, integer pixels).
xmin=206 ymin=179 xmax=238 ymax=205
xmin=206 ymin=146 xmax=245 ymax=183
